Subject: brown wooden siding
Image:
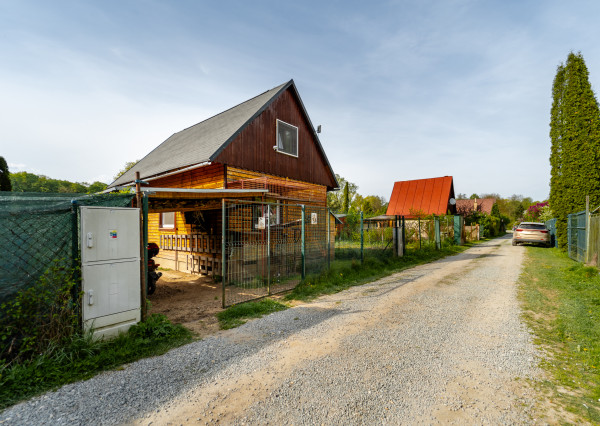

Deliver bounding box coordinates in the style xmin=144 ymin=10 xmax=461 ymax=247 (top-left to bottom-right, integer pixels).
xmin=150 ymin=163 xmax=225 ymax=189
xmin=228 ymin=167 xmax=327 ymax=206
xmin=215 ymin=88 xmax=337 ymax=190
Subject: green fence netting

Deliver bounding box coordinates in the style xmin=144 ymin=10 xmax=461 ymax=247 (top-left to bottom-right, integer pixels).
xmin=0 ymin=192 xmax=136 ymax=313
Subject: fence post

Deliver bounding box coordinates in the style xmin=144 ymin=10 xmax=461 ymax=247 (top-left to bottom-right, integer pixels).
xmin=360 ymin=211 xmax=364 ymax=264
xmin=301 ymin=205 xmax=306 ymax=279
xmin=454 ymin=216 xmax=462 ymax=245
xmin=267 ymin=204 xmax=271 ymax=295
xmin=70 ymin=200 xmax=80 ymax=317
xmin=221 ymin=199 xmax=226 ymax=309
xmin=586 ymin=195 xmax=590 ymax=264
xmin=327 ymin=209 xmax=331 ymax=270
xmin=568 ymin=213 xmax=572 ymax=259
xmin=435 ymin=216 xmax=441 ymax=250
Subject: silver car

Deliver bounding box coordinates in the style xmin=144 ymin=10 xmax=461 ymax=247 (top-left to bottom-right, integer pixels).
xmin=512 ymin=222 xmax=551 ymax=247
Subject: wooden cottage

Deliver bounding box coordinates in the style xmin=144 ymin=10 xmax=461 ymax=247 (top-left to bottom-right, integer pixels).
xmin=108 ymin=80 xmax=338 ymax=277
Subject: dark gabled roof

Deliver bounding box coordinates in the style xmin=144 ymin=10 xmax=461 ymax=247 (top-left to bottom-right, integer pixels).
xmin=109 ymin=80 xmax=337 ymax=189
xmin=386 ymin=176 xmax=455 ymax=218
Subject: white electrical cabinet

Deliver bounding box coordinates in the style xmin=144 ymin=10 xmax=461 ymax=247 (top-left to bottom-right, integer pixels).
xmin=80 ymin=206 xmax=141 ymax=339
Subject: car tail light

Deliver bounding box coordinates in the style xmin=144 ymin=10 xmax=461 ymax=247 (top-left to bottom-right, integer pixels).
xmin=540 ymin=230 xmax=548 ymax=233
xmin=516 ymin=228 xmax=523 ymax=232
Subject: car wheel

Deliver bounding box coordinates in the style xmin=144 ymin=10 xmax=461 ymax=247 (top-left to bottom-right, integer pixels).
xmin=512 ymin=240 xmax=517 ymax=246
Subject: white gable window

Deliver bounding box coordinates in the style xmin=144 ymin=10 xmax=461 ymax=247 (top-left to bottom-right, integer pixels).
xmin=276 ymin=120 xmax=298 ymax=157
xmin=161 ymin=212 xmax=175 ymax=229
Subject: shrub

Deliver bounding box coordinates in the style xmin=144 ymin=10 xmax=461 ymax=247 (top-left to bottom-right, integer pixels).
xmin=0 ymin=261 xmax=81 ymax=364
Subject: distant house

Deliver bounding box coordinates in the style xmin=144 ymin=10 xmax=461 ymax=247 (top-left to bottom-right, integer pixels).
xmin=107 ymin=80 xmax=339 ymax=274
xmin=385 ymin=176 xmax=457 ymax=218
xmin=456 ymin=198 xmax=496 ymax=216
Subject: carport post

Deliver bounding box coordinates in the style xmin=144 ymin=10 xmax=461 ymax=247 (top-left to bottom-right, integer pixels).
xmin=143 ymin=194 xmax=149 ymax=309
xmin=222 ymin=199 xmax=226 ymax=308
xmin=135 ymin=171 xmax=147 ymax=322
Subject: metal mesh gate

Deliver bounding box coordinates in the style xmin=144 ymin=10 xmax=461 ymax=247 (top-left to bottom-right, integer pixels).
xmin=221 ymin=200 xmax=330 ymax=307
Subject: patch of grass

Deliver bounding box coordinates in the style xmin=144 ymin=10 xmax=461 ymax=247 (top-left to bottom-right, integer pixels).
xmin=217 ymin=299 xmax=288 ymax=330
xmin=286 ymin=242 xmax=469 ymax=302
xmin=519 ymin=246 xmax=600 ymax=423
xmin=0 ymin=314 xmax=193 ymax=410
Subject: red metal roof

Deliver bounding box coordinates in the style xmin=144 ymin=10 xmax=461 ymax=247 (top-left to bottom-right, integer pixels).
xmin=385 ymin=176 xmax=455 ymax=218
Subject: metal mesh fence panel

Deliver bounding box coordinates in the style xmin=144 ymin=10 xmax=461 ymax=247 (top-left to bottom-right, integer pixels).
xmin=222 ymin=200 xmax=330 ymax=307
xmin=588 ymin=215 xmax=600 ymax=266
xmin=568 ymin=211 xmax=587 ymax=262
xmin=545 ymin=218 xmax=558 ymax=248
xmin=0 ymin=192 xmax=135 ymax=313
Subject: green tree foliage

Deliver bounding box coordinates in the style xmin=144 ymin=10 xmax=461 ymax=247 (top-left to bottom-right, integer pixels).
xmin=0 ymin=156 xmax=11 ymax=191
xmin=327 ymin=174 xmax=358 ymax=213
xmin=87 ymin=181 xmax=108 ymax=193
xmin=549 ymin=52 xmax=600 ymax=249
xmin=10 ymin=171 xmax=106 ymax=193
xmin=113 ymin=160 xmax=139 ymax=181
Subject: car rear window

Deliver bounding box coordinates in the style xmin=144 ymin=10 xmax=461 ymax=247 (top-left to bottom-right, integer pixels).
xmin=519 ymin=224 xmax=547 ymax=230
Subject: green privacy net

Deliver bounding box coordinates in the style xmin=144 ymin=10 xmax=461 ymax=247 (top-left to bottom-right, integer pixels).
xmin=0 ymin=192 xmax=136 ymax=311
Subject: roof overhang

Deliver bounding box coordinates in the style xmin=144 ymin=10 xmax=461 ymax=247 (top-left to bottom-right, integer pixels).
xmin=141 ymin=187 xmax=268 ymax=199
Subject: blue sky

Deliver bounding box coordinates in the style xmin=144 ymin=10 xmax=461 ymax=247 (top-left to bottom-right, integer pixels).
xmin=2 ymin=0 xmax=600 ymax=201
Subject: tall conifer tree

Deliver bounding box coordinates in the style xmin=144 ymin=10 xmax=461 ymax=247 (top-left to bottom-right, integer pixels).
xmin=549 ymin=52 xmax=600 ymax=249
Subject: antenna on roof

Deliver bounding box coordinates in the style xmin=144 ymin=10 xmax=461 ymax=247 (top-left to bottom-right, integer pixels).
xmin=317 ymin=125 xmax=322 ymax=134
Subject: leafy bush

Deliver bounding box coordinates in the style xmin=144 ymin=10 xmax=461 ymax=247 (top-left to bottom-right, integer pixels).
xmin=0 ymin=261 xmax=81 ymax=364
xmin=0 ymin=313 xmax=192 ymax=409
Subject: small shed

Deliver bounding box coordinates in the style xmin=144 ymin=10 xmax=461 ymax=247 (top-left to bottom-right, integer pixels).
xmin=386 ymin=176 xmax=457 ymax=218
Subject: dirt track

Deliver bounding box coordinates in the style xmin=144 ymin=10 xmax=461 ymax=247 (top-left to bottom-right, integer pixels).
xmin=138 ymin=236 xmax=545 ymax=424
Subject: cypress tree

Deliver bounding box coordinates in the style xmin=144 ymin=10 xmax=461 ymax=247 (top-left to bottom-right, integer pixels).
xmin=549 ymin=64 xmax=567 ymax=248
xmin=342 ymin=182 xmax=349 ymax=214
xmin=0 ymin=156 xmax=11 ymax=191
xmin=549 ymin=52 xmax=600 ymax=249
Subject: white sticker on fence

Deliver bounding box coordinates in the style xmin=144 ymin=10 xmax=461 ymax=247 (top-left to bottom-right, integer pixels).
xmin=311 ymin=212 xmax=318 ymax=225
xmin=257 ymin=217 xmax=266 ymax=229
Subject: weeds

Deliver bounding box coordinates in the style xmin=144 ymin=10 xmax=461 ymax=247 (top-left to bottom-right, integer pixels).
xmin=0 ymin=261 xmax=81 ymax=364
xmin=287 ymin=243 xmax=467 ymax=302
xmin=217 ymin=299 xmax=288 ymax=330
xmin=0 ymin=313 xmax=192 ymax=409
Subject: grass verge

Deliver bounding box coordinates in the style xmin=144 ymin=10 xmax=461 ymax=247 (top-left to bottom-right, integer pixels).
xmin=286 ymin=242 xmax=469 ymax=302
xmin=0 ymin=313 xmax=193 ymax=410
xmin=217 ymin=299 xmax=289 ymax=330
xmin=519 ymin=247 xmax=600 ymax=423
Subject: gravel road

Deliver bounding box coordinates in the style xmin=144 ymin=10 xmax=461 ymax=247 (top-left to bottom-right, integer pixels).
xmin=1 ymin=235 xmax=540 ymax=425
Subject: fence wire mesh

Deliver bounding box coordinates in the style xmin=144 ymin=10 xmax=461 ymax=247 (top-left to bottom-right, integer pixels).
xmin=588 ymin=214 xmax=600 ymax=266
xmin=0 ymin=192 xmax=136 ymax=313
xmin=222 ymin=200 xmax=330 ymax=306
xmin=567 ymin=210 xmax=587 ymax=263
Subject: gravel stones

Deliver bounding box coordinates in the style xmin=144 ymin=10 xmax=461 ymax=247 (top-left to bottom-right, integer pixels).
xmin=0 ymin=236 xmax=540 ymax=425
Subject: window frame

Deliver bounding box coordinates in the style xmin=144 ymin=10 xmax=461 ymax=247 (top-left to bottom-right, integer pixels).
xmin=276 ymin=119 xmax=299 ymax=158
xmin=160 ymin=212 xmax=176 ymax=229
